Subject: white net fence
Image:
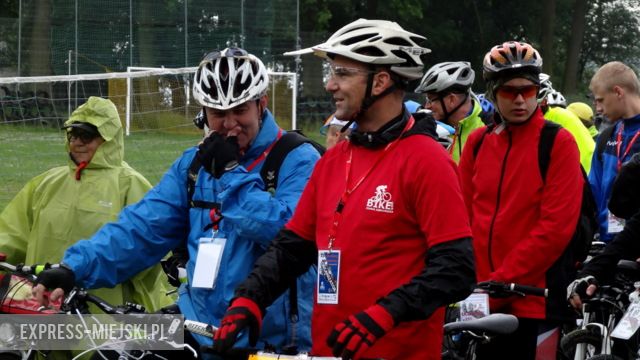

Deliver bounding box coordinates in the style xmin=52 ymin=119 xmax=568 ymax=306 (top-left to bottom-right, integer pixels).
xmin=0 ymin=69 xmax=297 ymax=209
xmin=0 ymin=68 xmax=297 ymax=132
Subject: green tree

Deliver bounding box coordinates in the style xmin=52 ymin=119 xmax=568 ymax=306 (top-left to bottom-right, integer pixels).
xmin=580 ymin=0 xmax=640 ymax=92
xmin=563 ymin=0 xmax=589 ymax=95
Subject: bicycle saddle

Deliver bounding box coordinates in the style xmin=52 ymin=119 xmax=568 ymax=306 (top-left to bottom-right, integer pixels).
xmin=444 ymin=313 xmax=519 ymax=336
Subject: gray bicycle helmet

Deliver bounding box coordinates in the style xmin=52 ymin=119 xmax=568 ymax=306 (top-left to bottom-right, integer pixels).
xmin=285 ymin=18 xmax=431 ymax=80
xmin=193 ymin=47 xmax=269 ymax=110
xmin=415 ymin=61 xmax=475 ymax=94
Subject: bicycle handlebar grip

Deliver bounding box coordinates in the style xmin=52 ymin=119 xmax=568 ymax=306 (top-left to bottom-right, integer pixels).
xmin=508 ymin=283 xmax=548 ymax=298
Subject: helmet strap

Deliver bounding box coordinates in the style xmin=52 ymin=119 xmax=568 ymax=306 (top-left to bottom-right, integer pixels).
xmin=342 ymin=71 xmax=397 ymax=133
xmin=439 ymin=92 xmax=469 ymax=126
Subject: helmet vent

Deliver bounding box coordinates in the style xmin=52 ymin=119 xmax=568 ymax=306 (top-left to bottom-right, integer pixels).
xmin=341 ymin=33 xmax=377 ymax=46
xmin=391 ymin=50 xmax=415 ymax=66
xmin=356 ymin=46 xmax=385 ymax=57
xmin=385 ymin=37 xmax=412 ymax=46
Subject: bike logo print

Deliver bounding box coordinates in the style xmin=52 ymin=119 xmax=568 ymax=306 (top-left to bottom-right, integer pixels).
xmin=366 ymin=185 xmax=394 ymax=213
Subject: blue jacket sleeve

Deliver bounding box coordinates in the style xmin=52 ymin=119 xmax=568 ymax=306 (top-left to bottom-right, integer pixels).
xmin=217 ymin=143 xmax=320 ymax=248
xmin=63 ymin=150 xmax=194 ymax=288
xmin=588 ymin=141 xmax=607 ymax=239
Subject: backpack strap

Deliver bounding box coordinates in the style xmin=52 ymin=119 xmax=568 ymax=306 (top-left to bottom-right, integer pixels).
xmin=472 ymin=124 xmax=495 ymax=158
xmin=257 ymin=129 xmax=324 ymax=335
xmin=187 ymin=156 xmax=219 ymax=209
xmin=596 ymin=125 xmax=615 ymax=163
xmin=260 ymin=130 xmax=325 ymax=193
xmin=472 ymin=121 xmax=561 ymax=182
xmin=538 ymin=121 xmax=561 ymax=182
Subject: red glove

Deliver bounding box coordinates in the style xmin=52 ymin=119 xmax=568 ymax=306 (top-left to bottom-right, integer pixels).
xmin=212 ymin=297 xmax=262 ymax=353
xmin=326 ymin=304 xmax=396 ymax=360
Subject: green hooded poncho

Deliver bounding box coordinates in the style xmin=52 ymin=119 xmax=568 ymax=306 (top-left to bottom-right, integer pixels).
xmin=0 ymin=97 xmax=173 ymax=314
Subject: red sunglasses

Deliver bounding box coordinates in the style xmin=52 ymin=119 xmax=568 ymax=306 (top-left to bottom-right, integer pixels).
xmin=496 ymin=85 xmax=539 ymax=100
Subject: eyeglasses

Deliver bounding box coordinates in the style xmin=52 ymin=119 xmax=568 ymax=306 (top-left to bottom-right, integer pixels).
xmin=424 ymin=95 xmax=442 ymax=106
xmin=325 ymin=63 xmax=376 ymax=83
xmin=66 ymin=130 xmax=100 ymax=144
xmin=496 ymin=85 xmax=539 ymax=100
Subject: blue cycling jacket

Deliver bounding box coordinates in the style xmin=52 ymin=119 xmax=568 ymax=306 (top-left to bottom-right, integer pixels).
xmin=63 ymin=110 xmax=319 ymax=350
xmin=589 ymin=114 xmax=640 ymax=242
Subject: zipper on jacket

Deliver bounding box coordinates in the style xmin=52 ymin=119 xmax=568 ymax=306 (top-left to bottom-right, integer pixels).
xmin=487 ymin=130 xmax=512 ymax=272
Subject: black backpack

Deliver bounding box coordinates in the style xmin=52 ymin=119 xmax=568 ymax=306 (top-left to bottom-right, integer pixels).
xmin=163 ymin=130 xmax=324 ymax=332
xmin=473 ymin=121 xmax=598 ymax=266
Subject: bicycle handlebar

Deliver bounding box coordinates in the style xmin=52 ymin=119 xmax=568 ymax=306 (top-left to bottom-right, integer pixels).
xmin=476 ymin=281 xmax=548 ymax=298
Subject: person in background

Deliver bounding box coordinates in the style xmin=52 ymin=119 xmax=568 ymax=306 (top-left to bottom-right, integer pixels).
xmin=567 ymin=101 xmax=598 ymax=139
xmin=0 ymin=96 xmax=173 ymax=315
xmin=320 ymin=113 xmax=353 ymax=149
xmin=459 ymin=41 xmax=583 ymax=359
xmin=211 ymin=18 xmax=475 ymax=360
xmin=475 ymin=93 xmax=496 ymax=126
xmin=538 ymin=73 xmax=595 ymax=173
xmin=588 ymin=61 xmax=640 ymax=243
xmin=415 ymin=61 xmax=485 ymax=162
xmin=403 ymin=99 xmax=421 ymax=113
xmin=568 ymin=152 xmax=640 ymax=309
xmin=32 ymin=48 xmax=320 ymax=358
xmin=0 ymin=97 xmax=174 ymax=360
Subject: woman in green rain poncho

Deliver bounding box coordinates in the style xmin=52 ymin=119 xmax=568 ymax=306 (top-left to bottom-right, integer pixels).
xmin=0 ymin=96 xmax=173 ymax=315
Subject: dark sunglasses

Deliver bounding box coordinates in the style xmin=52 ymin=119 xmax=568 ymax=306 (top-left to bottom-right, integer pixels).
xmin=66 ymin=129 xmax=100 ymax=144
xmin=496 ymin=85 xmax=539 ymax=100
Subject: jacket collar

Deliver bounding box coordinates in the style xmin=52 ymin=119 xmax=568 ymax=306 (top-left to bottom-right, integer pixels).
xmin=459 ymin=99 xmax=483 ymax=129
xmin=241 ymin=109 xmax=279 ymax=163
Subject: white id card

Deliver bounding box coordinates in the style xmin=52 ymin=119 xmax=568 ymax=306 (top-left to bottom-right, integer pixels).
xmin=458 ymin=293 xmax=490 ymax=321
xmin=317 ymin=250 xmax=340 ymax=304
xmin=608 ymin=211 xmax=625 ymax=234
xmin=192 ymin=237 xmax=226 ymax=289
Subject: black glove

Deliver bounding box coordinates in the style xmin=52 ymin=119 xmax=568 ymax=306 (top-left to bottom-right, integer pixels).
xmin=566 ymin=275 xmax=598 ymax=301
xmin=160 ymin=251 xmax=188 ymax=288
xmin=327 ymin=304 xmax=395 ymax=360
xmin=212 ymin=297 xmax=262 ymax=354
xmin=197 ymin=133 xmax=240 ymax=178
xmin=34 ymin=264 xmax=76 ymax=293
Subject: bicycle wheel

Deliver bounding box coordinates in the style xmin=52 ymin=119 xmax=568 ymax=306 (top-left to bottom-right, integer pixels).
xmin=560 ymin=328 xmax=602 ymax=359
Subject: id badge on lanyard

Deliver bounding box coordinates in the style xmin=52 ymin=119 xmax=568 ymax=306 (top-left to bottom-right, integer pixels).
xmin=317 ymin=250 xmax=341 ymax=304
xmin=192 ymin=236 xmax=226 ymax=289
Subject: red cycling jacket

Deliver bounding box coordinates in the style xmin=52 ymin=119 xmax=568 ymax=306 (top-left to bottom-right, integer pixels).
xmin=459 ymin=108 xmax=583 ymax=321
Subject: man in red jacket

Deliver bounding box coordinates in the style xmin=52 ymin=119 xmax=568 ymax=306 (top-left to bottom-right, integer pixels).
xmin=209 ymin=19 xmax=476 ymax=360
xmin=459 ymin=41 xmax=583 ymax=359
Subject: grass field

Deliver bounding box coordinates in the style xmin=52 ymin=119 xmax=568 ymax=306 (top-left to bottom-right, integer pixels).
xmin=0 ymin=122 xmax=325 ymax=210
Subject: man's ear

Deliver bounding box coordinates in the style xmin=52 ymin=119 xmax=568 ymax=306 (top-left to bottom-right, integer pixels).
xmin=259 ymin=95 xmax=268 ymax=109
xmin=371 ymin=71 xmax=393 ymax=96
xmin=613 ymin=85 xmax=625 ymax=99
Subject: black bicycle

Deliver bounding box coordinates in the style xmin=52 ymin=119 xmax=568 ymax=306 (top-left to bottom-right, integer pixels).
xmin=0 ymin=253 xmax=212 ymax=360
xmin=442 ymin=281 xmax=548 ymax=360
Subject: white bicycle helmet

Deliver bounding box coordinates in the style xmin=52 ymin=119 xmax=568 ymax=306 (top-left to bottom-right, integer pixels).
xmin=415 ymin=61 xmax=475 ymax=94
xmin=537 ymin=72 xmax=554 ymax=102
xmin=285 ymin=18 xmax=431 ymax=80
xmin=546 ymin=89 xmax=567 ymax=107
xmin=193 ymin=47 xmax=269 ymax=110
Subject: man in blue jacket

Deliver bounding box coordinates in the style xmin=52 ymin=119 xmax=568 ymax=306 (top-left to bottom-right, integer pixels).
xmin=589 ymin=61 xmax=640 ymax=242
xmin=33 ymin=48 xmax=319 ymax=357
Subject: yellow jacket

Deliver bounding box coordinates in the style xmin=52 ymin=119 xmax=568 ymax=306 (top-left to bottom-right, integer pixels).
xmin=544 ymin=106 xmax=595 ymax=173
